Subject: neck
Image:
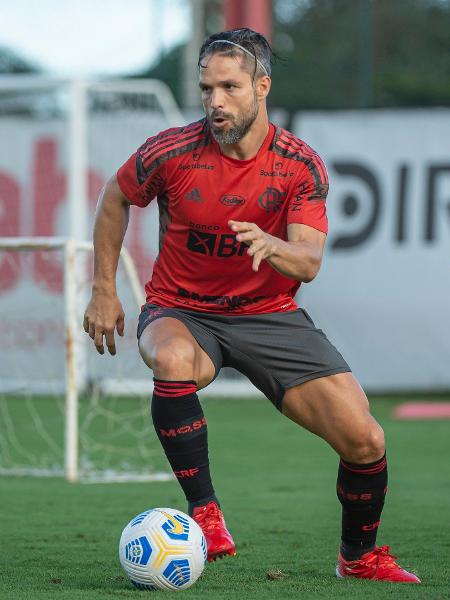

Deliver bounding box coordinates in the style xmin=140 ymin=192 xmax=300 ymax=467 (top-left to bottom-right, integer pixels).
xmin=218 ymin=110 xmax=269 ymax=161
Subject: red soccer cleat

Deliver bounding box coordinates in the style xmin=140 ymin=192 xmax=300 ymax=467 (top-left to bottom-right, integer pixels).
xmin=336 ymin=545 xmax=421 ymax=583
xmin=192 ymin=502 xmax=236 ymax=562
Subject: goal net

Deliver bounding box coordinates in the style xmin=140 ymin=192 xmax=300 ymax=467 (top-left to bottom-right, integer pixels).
xmin=0 ymin=77 xmax=259 ymax=482
xmin=0 ymin=239 xmax=173 ymax=482
xmin=0 ymin=78 xmax=182 ymax=482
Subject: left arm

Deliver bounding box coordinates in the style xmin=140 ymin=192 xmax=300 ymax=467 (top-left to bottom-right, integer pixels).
xmin=229 ymin=220 xmax=326 ymax=283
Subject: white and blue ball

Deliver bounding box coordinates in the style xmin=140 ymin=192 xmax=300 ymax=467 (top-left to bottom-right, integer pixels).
xmin=119 ymin=507 xmax=207 ymax=591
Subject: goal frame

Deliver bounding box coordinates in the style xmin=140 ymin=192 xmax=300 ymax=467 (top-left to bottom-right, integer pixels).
xmin=0 ymin=236 xmax=144 ymax=482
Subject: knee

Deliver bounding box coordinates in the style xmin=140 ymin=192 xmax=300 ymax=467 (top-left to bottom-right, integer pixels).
xmin=342 ymin=422 xmax=385 ymax=463
xmin=142 ymin=337 xmax=197 ymax=380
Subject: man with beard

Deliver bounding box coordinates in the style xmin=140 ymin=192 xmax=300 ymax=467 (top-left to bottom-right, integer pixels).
xmin=83 ymin=28 xmax=420 ymax=583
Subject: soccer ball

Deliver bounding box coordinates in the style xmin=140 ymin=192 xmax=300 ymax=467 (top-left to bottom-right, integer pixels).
xmin=119 ymin=507 xmax=207 ymax=591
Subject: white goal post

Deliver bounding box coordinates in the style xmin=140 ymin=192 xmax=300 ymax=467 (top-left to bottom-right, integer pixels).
xmin=0 ymin=236 xmax=150 ymax=482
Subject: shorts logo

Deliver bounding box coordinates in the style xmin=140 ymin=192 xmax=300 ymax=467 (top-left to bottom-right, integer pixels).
xmin=258 ymin=187 xmax=287 ymax=213
xmin=186 ymin=230 xmax=246 ymax=258
xmin=220 ymin=194 xmax=246 ymax=206
xmin=142 ymin=307 xmax=164 ymax=329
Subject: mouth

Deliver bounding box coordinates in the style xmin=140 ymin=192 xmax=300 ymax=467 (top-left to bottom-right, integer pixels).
xmin=211 ymin=115 xmax=230 ymax=128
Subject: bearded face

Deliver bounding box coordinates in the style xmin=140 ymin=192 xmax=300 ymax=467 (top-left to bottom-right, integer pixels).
xmin=208 ymin=91 xmax=259 ymax=144
xmin=199 ymin=53 xmax=264 ymax=146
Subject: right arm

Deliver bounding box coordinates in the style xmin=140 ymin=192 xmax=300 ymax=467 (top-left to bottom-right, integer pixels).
xmin=83 ymin=175 xmax=131 ymax=355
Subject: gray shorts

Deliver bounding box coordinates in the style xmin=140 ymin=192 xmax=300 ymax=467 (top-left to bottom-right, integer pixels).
xmin=137 ymin=304 xmax=351 ymax=410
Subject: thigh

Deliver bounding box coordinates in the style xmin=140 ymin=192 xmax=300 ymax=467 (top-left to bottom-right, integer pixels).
xmin=137 ymin=305 xmax=222 ymax=390
xmin=282 ymin=372 xmax=384 ymax=459
xmin=225 ymin=309 xmax=351 ymax=410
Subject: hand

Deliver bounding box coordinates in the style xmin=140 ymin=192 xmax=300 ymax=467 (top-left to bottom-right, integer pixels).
xmin=83 ymin=292 xmax=125 ymax=355
xmin=229 ymin=220 xmax=279 ymax=272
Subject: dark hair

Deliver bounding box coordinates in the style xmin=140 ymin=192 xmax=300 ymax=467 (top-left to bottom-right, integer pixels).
xmin=198 ymin=28 xmax=274 ymax=80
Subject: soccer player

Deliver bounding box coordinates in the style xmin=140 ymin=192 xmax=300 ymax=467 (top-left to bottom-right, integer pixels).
xmin=83 ymin=28 xmax=420 ymax=583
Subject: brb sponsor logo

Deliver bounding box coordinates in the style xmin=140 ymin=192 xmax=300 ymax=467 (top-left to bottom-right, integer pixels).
xmin=186 ymin=230 xmax=247 ymax=257
xmin=258 ymin=187 xmax=287 ymax=213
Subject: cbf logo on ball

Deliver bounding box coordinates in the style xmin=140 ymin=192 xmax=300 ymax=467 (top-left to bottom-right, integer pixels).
xmin=125 ymin=536 xmax=152 ymax=565
xmin=119 ymin=507 xmax=206 ymax=591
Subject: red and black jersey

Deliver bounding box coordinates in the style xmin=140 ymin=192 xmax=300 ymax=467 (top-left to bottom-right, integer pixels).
xmin=117 ymin=118 xmax=328 ymax=314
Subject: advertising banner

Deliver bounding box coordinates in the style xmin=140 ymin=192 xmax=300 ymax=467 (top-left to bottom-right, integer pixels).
xmin=294 ymin=110 xmax=450 ymax=390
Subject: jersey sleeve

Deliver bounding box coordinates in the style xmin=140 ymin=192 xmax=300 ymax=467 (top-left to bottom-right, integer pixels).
xmin=287 ymin=153 xmax=329 ymax=234
xmin=116 ymin=135 xmax=166 ymax=207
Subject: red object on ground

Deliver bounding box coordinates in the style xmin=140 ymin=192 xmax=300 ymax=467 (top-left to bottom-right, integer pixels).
xmin=336 ymin=545 xmax=421 ymax=583
xmin=394 ymin=402 xmax=450 ymax=420
xmin=192 ymin=502 xmax=236 ymax=562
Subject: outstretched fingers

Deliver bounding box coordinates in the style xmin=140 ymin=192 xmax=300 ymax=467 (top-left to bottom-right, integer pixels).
xmin=229 ymin=220 xmax=258 ymax=243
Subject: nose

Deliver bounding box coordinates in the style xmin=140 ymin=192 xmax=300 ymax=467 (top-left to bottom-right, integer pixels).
xmin=209 ymin=88 xmax=225 ymax=110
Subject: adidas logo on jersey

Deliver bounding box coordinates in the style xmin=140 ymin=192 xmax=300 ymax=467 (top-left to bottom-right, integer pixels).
xmin=185 ymin=188 xmax=204 ymax=203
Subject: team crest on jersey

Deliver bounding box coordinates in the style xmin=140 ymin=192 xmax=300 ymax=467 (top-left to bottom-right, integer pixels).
xmin=258 ymin=187 xmax=287 ymax=213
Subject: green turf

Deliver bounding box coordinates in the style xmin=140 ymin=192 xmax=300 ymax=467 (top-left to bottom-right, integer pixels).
xmin=1 ymin=395 xmax=449 ymax=599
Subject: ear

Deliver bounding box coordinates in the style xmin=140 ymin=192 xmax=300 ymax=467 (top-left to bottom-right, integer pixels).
xmin=256 ymin=76 xmax=271 ymax=100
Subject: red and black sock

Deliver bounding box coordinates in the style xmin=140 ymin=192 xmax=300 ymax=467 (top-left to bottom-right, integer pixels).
xmin=152 ymin=378 xmax=217 ymax=509
xmin=337 ymin=454 xmax=388 ymax=560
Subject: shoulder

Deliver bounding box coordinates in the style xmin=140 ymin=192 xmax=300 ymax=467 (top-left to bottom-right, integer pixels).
xmin=139 ymin=118 xmax=209 ymax=155
xmin=136 ymin=118 xmax=210 ymax=182
xmin=270 ymin=125 xmax=328 ymax=183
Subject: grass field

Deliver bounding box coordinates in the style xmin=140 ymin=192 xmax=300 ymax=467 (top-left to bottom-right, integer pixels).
xmin=1 ymin=394 xmax=449 ymax=599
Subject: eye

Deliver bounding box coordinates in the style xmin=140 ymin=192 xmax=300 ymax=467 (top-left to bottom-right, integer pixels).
xmin=224 ymin=83 xmax=235 ymax=90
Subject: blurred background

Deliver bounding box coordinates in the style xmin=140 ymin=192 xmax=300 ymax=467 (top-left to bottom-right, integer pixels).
xmin=0 ymin=0 xmax=449 ymax=471
xmin=1 ymin=9 xmax=449 ymax=596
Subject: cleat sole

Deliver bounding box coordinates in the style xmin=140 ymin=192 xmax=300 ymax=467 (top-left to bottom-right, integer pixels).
xmin=207 ymin=549 xmax=237 ymax=562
